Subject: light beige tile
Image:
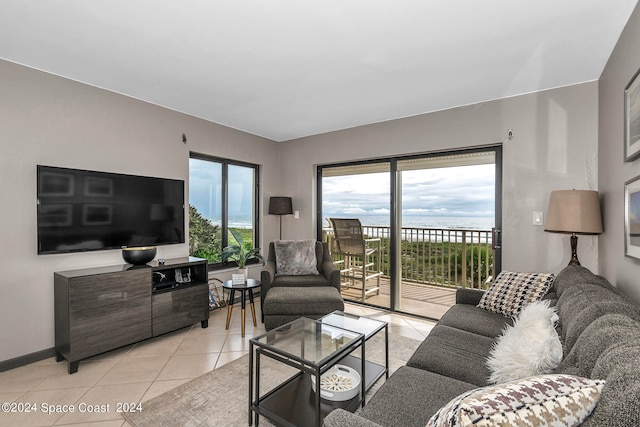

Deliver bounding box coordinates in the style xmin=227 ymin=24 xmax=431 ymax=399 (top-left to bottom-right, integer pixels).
xmin=97 ymin=356 xmax=170 ymax=386
xmin=174 ymin=335 xmax=225 ymax=355
xmin=54 ymin=382 xmax=149 ymax=425
xmin=186 ymin=322 xmax=230 ymax=337
xmin=155 ymin=354 xmax=218 ymax=381
xmin=0 ymin=391 xmax=25 ymax=404
xmin=0 ymin=386 xmax=88 ymax=427
xmin=124 ymin=335 xmax=184 ymax=359
xmin=220 ymin=334 xmax=252 ymax=352
xmin=387 ymin=324 xmax=427 ymax=341
xmin=0 ymin=363 xmax=66 ymax=393
xmin=34 ymin=359 xmax=119 ymax=391
xmin=86 ymin=344 xmax=135 ymax=362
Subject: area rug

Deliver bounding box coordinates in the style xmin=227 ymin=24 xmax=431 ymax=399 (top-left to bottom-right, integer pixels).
xmin=124 ymin=333 xmax=421 ymax=427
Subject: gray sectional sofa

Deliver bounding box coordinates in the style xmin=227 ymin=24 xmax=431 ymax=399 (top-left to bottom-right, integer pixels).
xmin=324 ymin=265 xmax=640 ymax=427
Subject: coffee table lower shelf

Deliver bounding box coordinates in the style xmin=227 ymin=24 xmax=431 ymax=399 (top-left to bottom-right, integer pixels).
xmin=252 ymin=355 xmax=386 ymax=427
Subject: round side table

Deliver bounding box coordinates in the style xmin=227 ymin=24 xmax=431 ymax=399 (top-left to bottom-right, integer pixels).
xmin=222 ymin=279 xmax=261 ymax=337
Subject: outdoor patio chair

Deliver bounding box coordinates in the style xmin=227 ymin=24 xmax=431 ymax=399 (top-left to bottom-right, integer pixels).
xmin=328 ymin=218 xmax=382 ymax=301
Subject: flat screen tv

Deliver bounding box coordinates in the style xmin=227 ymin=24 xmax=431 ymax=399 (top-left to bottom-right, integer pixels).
xmin=37 ymin=165 xmax=185 ymax=254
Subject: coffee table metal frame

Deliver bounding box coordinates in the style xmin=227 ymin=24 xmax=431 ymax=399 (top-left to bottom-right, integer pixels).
xmin=248 ymin=311 xmax=388 ymax=427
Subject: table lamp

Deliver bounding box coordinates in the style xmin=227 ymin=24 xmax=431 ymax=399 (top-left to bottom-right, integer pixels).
xmin=544 ymin=189 xmax=603 ymax=266
xmin=269 ymin=197 xmax=293 ymax=240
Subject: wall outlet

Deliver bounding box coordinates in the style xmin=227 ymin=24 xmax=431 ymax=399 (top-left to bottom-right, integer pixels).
xmin=294 ymin=210 xmax=299 ymax=219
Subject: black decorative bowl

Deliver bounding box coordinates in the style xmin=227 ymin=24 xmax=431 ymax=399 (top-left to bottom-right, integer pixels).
xmin=122 ymin=246 xmax=157 ymax=265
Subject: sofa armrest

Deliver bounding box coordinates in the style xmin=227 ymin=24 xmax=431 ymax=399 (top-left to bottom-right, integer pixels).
xmin=319 ymin=241 xmax=341 ymax=292
xmin=455 ymin=288 xmax=485 ymax=305
xmin=320 ymin=258 xmax=340 ymax=291
xmin=323 ymin=409 xmax=382 ymax=427
xmin=260 ymin=261 xmax=277 ymax=319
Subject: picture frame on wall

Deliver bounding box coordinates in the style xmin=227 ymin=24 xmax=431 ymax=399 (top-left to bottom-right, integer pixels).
xmin=625 ymin=175 xmax=640 ymax=260
xmin=625 ymin=68 xmax=640 ymax=161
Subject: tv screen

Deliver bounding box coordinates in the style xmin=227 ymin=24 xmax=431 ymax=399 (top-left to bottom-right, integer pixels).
xmin=37 ymin=165 xmax=185 ymax=254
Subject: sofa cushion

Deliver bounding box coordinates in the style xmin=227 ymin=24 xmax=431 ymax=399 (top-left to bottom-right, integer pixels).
xmin=358 ymin=366 xmax=476 ymax=427
xmin=262 ymin=286 xmax=343 ymax=316
xmin=486 ymin=300 xmax=562 ymax=384
xmin=427 ymin=374 xmax=605 ymax=427
xmin=477 ymin=271 xmax=555 ymax=317
xmin=407 ymin=325 xmax=495 ymax=386
xmin=553 ymin=265 xmax=612 ymax=298
xmin=583 ymin=340 xmax=640 ymax=426
xmin=556 ymin=314 xmax=640 ymax=378
xmin=271 ymin=274 xmax=330 ymax=287
xmin=274 ymin=239 xmax=319 ymax=276
xmin=557 ymin=284 xmax=640 ymax=353
xmin=438 ymin=304 xmax=512 ymax=338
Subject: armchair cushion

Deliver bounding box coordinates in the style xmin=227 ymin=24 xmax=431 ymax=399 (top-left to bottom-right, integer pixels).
xmin=274 ymin=239 xmax=319 ymax=276
xmin=260 ymin=241 xmax=340 ymax=322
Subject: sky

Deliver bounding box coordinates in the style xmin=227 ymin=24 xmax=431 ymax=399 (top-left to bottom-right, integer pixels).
xmin=322 ymin=164 xmax=495 ymax=222
xmin=189 ymin=158 xmax=255 ymax=223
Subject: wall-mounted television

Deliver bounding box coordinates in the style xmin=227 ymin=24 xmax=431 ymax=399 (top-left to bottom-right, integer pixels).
xmin=37 ymin=165 xmax=185 ymax=254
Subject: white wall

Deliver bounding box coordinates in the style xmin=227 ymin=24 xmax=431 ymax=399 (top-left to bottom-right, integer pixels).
xmin=599 ymin=3 xmax=640 ymax=300
xmin=279 ymin=82 xmax=600 ymax=274
xmin=0 ymin=60 xmax=281 ymax=363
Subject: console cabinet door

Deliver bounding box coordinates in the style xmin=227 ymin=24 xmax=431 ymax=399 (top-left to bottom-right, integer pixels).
xmin=66 ymin=269 xmax=152 ymax=360
xmin=152 ymin=284 xmax=208 ymax=336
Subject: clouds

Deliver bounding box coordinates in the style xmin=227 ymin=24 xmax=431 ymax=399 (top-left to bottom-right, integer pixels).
xmin=322 ymin=164 xmax=495 ymax=219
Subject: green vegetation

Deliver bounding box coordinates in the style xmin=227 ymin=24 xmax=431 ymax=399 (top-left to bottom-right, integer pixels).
xmin=189 ymin=205 xmax=221 ymax=263
xmin=221 ymin=229 xmax=264 ymax=268
xmin=330 ymin=234 xmax=493 ymax=289
xmin=189 ymin=205 xmax=256 ymax=265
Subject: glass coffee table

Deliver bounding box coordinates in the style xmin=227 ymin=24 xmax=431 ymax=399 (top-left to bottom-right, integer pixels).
xmin=248 ymin=311 xmax=388 ymax=427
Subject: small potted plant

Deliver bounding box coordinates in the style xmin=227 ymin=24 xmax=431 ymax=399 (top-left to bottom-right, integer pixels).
xmin=221 ymin=229 xmax=265 ymax=278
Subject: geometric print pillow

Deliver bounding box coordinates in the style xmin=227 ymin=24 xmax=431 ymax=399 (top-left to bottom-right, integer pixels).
xmin=477 ymin=271 xmax=555 ymax=318
xmin=426 ymin=374 xmax=605 ymax=427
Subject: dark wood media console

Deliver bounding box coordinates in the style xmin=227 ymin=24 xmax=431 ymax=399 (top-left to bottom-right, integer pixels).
xmin=54 ymin=256 xmax=209 ymax=374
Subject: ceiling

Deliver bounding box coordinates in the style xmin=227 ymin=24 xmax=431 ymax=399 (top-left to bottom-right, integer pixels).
xmin=0 ymin=1 xmax=637 ymax=142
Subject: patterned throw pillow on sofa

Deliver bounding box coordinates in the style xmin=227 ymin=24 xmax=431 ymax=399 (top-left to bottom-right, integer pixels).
xmin=477 ymin=271 xmax=555 ymax=317
xmin=427 ymin=374 xmax=605 ymax=427
xmin=274 ymin=240 xmax=319 ymax=276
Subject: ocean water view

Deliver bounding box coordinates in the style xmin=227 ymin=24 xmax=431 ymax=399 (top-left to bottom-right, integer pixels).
xmin=221 ymin=214 xmax=494 ymax=233
xmin=322 ymin=214 xmax=494 ymax=231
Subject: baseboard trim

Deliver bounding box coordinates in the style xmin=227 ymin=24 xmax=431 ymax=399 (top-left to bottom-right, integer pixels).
xmin=0 ymin=347 xmax=56 ymax=372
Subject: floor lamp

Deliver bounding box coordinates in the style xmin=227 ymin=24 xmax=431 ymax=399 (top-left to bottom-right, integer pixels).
xmin=269 ymin=197 xmax=293 ymax=240
xmin=545 ymin=190 xmax=603 ymax=266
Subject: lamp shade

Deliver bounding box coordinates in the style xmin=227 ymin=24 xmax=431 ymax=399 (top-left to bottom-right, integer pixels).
xmin=545 ymin=190 xmax=603 ymax=235
xmin=268 ymin=197 xmax=293 ymax=215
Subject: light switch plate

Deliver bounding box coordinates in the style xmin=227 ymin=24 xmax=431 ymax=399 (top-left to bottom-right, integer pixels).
xmin=533 ymin=211 xmax=543 ymax=226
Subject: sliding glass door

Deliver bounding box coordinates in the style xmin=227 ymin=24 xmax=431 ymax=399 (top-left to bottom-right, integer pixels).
xmin=319 ymin=162 xmax=392 ymax=309
xmin=395 ymin=151 xmax=498 ymax=317
xmin=318 ymin=147 xmax=501 ymax=319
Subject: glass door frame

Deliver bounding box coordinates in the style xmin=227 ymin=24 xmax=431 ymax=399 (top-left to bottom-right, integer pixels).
xmin=316 ymin=145 xmax=502 ymax=315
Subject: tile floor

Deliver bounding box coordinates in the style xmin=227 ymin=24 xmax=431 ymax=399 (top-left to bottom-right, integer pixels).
xmin=0 ymin=302 xmax=435 ymax=427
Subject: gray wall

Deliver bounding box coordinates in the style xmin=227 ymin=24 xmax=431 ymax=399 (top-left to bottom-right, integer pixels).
xmin=0 ymin=57 xmax=602 ymax=364
xmin=279 ymin=83 xmax=600 ymax=274
xmin=0 ymin=59 xmax=281 ymax=363
xmin=599 ymin=3 xmax=640 ymax=300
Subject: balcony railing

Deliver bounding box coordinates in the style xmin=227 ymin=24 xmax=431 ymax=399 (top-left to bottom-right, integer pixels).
xmin=324 ymin=225 xmax=494 ymax=290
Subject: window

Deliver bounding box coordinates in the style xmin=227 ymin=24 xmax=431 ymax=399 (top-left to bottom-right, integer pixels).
xmin=189 ymin=153 xmax=259 ymax=267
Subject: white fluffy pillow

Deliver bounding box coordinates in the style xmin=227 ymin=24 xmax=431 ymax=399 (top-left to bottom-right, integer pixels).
xmin=486 ymin=300 xmax=562 ymax=384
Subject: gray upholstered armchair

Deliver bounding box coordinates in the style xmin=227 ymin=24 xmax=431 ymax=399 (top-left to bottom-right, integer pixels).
xmin=260 ymin=241 xmax=340 ymax=322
